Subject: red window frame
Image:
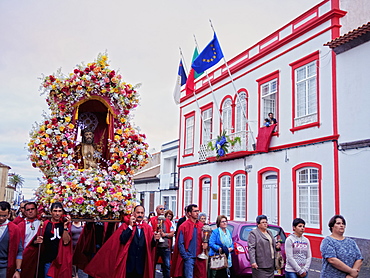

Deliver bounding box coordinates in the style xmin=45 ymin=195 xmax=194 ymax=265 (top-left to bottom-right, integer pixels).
xmin=200 ymin=103 xmax=213 ymax=145
xmin=290 ymin=51 xmax=320 ymax=133
xmin=257 ymin=70 xmax=279 ymax=134
xmin=183 ymin=111 xmax=195 ymax=157
xmin=292 ymin=162 xmax=322 ymax=234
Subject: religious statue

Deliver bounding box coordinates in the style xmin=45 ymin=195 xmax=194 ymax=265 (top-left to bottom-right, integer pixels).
xmin=74 ymin=128 xmax=103 ymax=169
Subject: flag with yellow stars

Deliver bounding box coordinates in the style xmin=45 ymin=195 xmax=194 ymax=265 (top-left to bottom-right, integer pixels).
xmin=192 ymin=32 xmax=224 ymax=74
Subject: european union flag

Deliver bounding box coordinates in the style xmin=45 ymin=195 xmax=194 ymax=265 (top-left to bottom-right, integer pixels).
xmin=192 ymin=32 xmax=224 ymax=74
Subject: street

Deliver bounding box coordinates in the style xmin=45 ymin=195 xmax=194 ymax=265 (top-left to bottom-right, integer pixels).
xmin=155 ymin=257 xmax=370 ymax=277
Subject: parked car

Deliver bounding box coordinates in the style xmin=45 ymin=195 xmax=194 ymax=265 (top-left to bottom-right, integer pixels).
xmin=210 ymin=220 xmax=287 ymax=277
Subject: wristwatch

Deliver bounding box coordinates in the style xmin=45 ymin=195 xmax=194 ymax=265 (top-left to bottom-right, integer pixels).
xmin=64 ymin=227 xmax=69 ymax=231
xmin=15 ymin=269 xmax=21 ymax=273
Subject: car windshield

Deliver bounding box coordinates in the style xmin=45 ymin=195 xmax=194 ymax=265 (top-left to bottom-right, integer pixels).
xmin=210 ymin=223 xmax=235 ymax=234
xmin=239 ymin=225 xmax=286 ymax=243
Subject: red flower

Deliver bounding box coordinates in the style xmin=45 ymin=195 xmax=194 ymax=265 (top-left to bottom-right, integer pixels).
xmin=49 ymin=75 xmax=56 ymax=82
xmin=73 ymin=69 xmax=80 ymax=74
xmin=109 ymin=70 xmax=115 ymax=78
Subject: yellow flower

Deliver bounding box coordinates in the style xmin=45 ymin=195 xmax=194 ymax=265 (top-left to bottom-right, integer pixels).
xmin=119 ymin=159 xmax=124 ymax=164
xmin=68 ymin=123 xmax=74 ymax=129
xmin=59 ymin=126 xmax=65 ymax=132
xmin=96 ymin=187 xmax=103 ymax=193
xmin=112 ymin=164 xmax=119 ymax=170
xmin=62 ymin=153 xmax=68 ymax=158
xmin=46 ymin=184 xmax=52 ymax=189
xmin=120 ymin=118 xmax=126 ymax=123
xmin=40 ymin=125 xmax=46 ymax=132
xmin=39 ymin=150 xmax=46 ymax=156
xmin=116 ymin=129 xmax=123 ymax=135
xmin=65 ymin=116 xmax=71 ymax=123
xmin=114 ymin=135 xmax=121 ymax=141
xmin=46 ymin=189 xmax=53 ymax=195
xmin=50 ymin=199 xmax=55 ymax=203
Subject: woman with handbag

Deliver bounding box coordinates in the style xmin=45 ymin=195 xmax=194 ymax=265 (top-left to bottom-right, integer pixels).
xmin=209 ymin=215 xmax=233 ymax=278
xmin=247 ymin=215 xmax=281 ymax=278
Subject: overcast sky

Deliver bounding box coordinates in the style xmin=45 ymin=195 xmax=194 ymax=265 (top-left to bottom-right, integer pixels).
xmin=0 ymin=0 xmax=321 ymax=199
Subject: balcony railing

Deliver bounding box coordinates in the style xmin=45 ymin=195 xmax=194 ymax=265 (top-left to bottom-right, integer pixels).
xmin=199 ymin=130 xmax=249 ymax=162
xmin=159 ymin=172 xmax=178 ymax=190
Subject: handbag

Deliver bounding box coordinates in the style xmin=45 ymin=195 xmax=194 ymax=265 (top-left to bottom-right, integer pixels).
xmin=275 ymin=251 xmax=285 ymax=270
xmin=210 ymin=252 xmax=228 ymax=270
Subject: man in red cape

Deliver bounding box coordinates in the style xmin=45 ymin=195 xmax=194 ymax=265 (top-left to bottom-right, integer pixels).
xmin=12 ymin=201 xmax=27 ymax=225
xmin=85 ymin=205 xmax=159 ymax=278
xmin=35 ymin=202 xmax=72 ymax=278
xmin=170 ymin=204 xmax=206 ymax=278
xmin=149 ymin=204 xmax=174 ymax=278
xmin=17 ymin=202 xmax=42 ymax=278
xmin=0 ymin=201 xmax=23 ymax=278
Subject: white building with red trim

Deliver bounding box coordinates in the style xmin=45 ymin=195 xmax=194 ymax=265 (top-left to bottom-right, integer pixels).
xmin=176 ymin=0 xmax=370 ymax=259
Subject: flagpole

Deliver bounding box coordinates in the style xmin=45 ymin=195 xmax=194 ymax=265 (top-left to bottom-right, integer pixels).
xmin=180 ymin=47 xmax=212 ymax=152
xmin=193 ymin=34 xmax=223 ymax=126
xmin=209 ymin=20 xmax=256 ymax=147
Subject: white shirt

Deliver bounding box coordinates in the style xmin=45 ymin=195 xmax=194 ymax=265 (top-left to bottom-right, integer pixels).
xmin=0 ymin=220 xmax=9 ymax=238
xmin=24 ymin=219 xmax=41 ymax=248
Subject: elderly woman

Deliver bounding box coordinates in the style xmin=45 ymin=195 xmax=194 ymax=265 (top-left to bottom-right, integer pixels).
xmin=247 ymin=215 xmax=281 ymax=278
xmin=209 ymin=215 xmax=233 ymax=278
xmin=198 ymin=212 xmax=207 ymax=224
xmin=320 ymin=215 xmax=363 ymax=278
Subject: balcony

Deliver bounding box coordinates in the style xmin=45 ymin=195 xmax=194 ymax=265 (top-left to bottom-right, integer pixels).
xmin=198 ymin=130 xmax=250 ymax=162
xmin=159 ymin=172 xmax=178 ymax=190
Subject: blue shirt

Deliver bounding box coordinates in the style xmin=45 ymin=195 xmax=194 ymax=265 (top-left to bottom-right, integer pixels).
xmin=320 ymin=236 xmax=363 ymax=278
xmin=178 ymin=227 xmax=197 ymax=260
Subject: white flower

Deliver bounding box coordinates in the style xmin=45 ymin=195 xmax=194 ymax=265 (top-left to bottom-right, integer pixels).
xmin=46 ymin=129 xmax=53 ymax=134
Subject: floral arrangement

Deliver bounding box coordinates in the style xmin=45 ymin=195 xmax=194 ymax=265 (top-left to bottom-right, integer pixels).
xmin=207 ymin=130 xmax=241 ymax=158
xmin=28 ymin=53 xmax=149 ymax=218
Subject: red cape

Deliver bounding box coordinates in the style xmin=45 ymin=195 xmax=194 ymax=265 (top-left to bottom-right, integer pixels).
xmin=42 ymin=220 xmax=73 ymax=278
xmin=149 ymin=215 xmax=172 ymax=233
xmin=73 ymin=222 xmax=119 ymax=270
xmin=6 ymin=222 xmax=21 ymax=278
xmin=170 ymin=219 xmax=206 ymax=278
xmin=84 ymin=222 xmax=155 ymax=278
xmin=12 ymin=215 xmax=25 ymax=225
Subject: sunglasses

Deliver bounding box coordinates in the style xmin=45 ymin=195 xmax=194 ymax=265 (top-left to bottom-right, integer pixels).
xmin=26 ymin=208 xmax=36 ymax=212
xmin=159 ymin=208 xmax=165 ymax=210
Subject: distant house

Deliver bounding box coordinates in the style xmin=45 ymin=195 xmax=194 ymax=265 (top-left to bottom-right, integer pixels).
xmin=133 ymin=152 xmax=160 ymax=213
xmin=176 ymin=0 xmax=370 ymax=259
xmin=0 ymin=162 xmax=11 ymax=201
xmin=159 ymin=139 xmax=179 ymax=217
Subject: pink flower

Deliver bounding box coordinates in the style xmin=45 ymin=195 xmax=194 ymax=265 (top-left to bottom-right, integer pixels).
xmin=97 ymin=206 xmax=104 ymax=212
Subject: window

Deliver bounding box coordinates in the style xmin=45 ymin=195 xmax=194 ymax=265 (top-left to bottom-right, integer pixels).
xmin=235 ymin=92 xmax=247 ymax=133
xmin=257 ymin=71 xmax=279 ymax=128
xmin=201 ymin=107 xmax=212 ymax=144
xmin=234 ymin=174 xmax=246 ymax=219
xmin=184 ymin=179 xmax=193 ymax=206
xmin=290 ymin=52 xmax=319 ymax=130
xmin=184 ymin=113 xmax=195 ymax=155
xmin=220 ymin=175 xmax=231 ymax=218
xmin=297 ymin=167 xmax=320 ymax=228
xmin=296 ymin=62 xmax=317 ymax=118
xmin=170 ymin=196 xmax=176 ymax=215
xmin=222 ymin=99 xmax=232 ymax=135
xmin=163 ymin=196 xmax=169 ymax=210
xmin=261 ymin=79 xmax=277 ymax=124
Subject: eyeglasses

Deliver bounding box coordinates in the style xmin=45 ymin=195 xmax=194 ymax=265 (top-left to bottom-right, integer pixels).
xmin=26 ymin=208 xmax=36 ymax=212
xmin=159 ymin=208 xmax=165 ymax=210
xmin=220 ymin=221 xmax=228 ymax=223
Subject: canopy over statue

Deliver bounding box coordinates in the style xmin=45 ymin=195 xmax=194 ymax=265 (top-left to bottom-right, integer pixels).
xmin=28 ymin=53 xmax=149 ymax=218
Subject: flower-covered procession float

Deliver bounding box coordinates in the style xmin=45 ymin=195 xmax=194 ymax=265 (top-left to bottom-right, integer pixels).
xmin=28 ymin=53 xmax=149 ymax=220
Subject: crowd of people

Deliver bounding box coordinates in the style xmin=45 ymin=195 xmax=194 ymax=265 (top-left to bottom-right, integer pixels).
xmin=0 ymin=199 xmax=364 ymax=278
